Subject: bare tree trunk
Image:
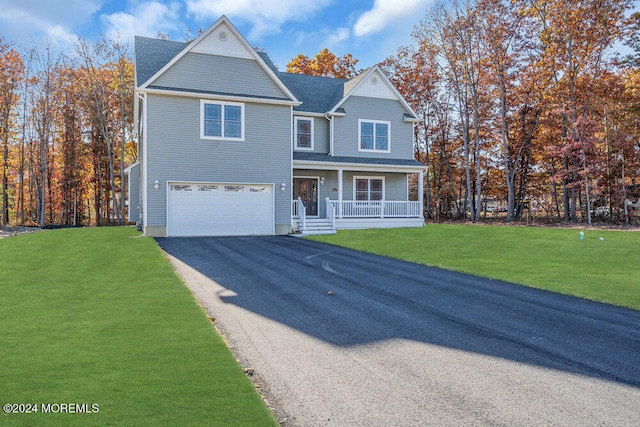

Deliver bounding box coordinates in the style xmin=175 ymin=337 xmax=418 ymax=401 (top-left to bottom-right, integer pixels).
xmin=76 ymin=38 xmax=122 ymax=226
xmin=622 ymin=152 xmax=628 ymax=226
xmin=473 ymin=94 xmax=481 ymax=222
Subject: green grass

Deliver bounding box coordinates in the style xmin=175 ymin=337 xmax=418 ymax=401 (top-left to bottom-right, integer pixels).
xmin=308 ymin=224 xmax=640 ymax=311
xmin=0 ymin=227 xmax=277 ymax=426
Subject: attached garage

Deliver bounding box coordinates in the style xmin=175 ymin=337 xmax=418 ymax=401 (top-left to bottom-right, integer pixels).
xmin=167 ymin=182 xmax=274 ymax=237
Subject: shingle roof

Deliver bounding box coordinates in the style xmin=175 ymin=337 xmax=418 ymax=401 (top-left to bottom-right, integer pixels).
xmin=134 ymin=37 xmax=406 ymax=117
xmin=135 ymin=36 xmax=187 ymax=87
xmin=293 ymin=151 xmax=424 ymax=168
xmin=277 ymin=72 xmax=347 ymax=113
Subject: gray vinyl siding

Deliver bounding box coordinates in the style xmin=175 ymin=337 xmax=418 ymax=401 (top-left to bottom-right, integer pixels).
xmin=314 ymin=117 xmax=330 ymax=153
xmin=293 ymin=169 xmax=408 ymax=217
xmin=293 ymin=115 xmax=329 ymax=154
xmin=145 ymin=93 xmax=291 ymax=228
xmin=333 ymin=96 xmax=414 ymax=159
xmin=153 ymin=53 xmax=288 ymax=99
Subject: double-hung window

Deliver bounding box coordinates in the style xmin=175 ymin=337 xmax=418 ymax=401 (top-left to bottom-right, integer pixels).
xmin=295 ymin=117 xmax=314 ymax=150
xmin=201 ymin=100 xmax=244 ymax=140
xmin=354 ymin=177 xmax=384 ymax=201
xmin=358 ymin=119 xmax=390 ymax=152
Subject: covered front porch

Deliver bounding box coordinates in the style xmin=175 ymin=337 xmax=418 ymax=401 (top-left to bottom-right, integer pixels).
xmin=291 ymin=154 xmax=425 ymax=234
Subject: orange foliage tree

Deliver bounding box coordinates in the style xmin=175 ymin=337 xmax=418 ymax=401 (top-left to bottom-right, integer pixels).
xmin=286 ymin=48 xmax=359 ymax=78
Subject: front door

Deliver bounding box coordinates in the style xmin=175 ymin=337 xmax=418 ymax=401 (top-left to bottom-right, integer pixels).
xmin=294 ymin=178 xmax=318 ymax=216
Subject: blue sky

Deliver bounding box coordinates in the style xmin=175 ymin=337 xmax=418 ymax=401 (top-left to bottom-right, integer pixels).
xmin=0 ymin=0 xmax=437 ymax=69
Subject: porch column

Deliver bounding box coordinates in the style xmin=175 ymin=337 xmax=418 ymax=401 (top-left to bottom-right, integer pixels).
xmin=418 ymin=170 xmax=424 ymax=218
xmin=338 ymin=168 xmax=343 ymax=218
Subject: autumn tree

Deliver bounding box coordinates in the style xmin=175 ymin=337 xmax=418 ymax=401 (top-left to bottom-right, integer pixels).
xmin=286 ymin=48 xmax=359 ymax=78
xmin=0 ymin=40 xmax=24 ymax=225
xmin=76 ymin=37 xmax=133 ymax=225
xmin=382 ymin=43 xmax=443 ymax=218
xmin=521 ymin=0 xmax=633 ymax=224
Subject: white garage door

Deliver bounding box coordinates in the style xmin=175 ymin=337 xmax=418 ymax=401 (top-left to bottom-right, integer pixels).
xmin=167 ymin=182 xmax=274 ymax=237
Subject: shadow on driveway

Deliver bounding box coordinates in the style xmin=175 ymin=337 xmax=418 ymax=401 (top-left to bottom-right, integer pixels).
xmin=157 ymin=235 xmax=640 ymax=389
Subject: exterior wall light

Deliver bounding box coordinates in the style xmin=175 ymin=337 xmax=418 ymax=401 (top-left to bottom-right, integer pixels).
xmin=280 ymin=183 xmax=286 ymax=192
xmin=154 ymin=180 xmax=159 ymax=190
xmin=320 ymin=177 xmax=325 ymax=185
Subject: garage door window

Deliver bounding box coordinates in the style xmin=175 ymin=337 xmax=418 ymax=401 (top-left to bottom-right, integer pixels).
xmin=171 ymin=184 xmax=193 ymax=191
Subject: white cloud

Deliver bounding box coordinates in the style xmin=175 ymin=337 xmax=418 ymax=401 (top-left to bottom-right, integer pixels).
xmin=353 ymin=0 xmax=432 ymax=37
xmin=0 ymin=0 xmax=100 ymax=47
xmin=102 ymin=2 xmax=183 ymax=42
xmin=324 ymin=27 xmax=350 ymax=48
xmin=185 ymin=0 xmax=333 ymax=39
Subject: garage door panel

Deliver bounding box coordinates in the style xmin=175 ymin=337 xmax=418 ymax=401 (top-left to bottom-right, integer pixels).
xmin=168 ymin=183 xmax=274 ymax=236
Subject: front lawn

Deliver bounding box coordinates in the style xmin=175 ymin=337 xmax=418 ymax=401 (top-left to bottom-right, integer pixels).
xmin=0 ymin=227 xmax=277 ymax=426
xmin=308 ymin=224 xmax=640 ymax=310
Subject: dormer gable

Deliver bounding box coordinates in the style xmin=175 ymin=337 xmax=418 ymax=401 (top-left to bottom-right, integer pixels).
xmin=329 ymin=66 xmax=419 ymax=121
xmin=348 ymin=68 xmax=396 ymax=99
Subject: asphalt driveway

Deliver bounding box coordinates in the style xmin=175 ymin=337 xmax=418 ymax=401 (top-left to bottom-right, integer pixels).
xmin=157 ymin=235 xmax=640 ymax=426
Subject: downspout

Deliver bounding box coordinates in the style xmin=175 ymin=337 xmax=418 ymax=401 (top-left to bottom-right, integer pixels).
xmin=139 ymin=92 xmax=147 ymax=234
xmin=325 ymin=113 xmax=334 ymax=156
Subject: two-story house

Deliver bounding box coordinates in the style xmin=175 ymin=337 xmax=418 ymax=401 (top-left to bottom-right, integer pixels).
xmin=127 ymin=15 xmax=425 ymax=237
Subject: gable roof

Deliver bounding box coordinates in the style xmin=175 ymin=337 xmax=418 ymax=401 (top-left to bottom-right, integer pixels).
xmin=254 ymin=51 xmax=346 ymax=114
xmin=278 ymin=64 xmax=419 ymax=118
xmin=135 ymin=15 xmax=299 ymax=104
xmin=133 ymin=16 xmax=418 ymax=118
xmin=329 ymin=66 xmax=419 ymax=120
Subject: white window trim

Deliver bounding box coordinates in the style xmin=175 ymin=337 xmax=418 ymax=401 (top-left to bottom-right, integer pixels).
xmin=353 ymin=176 xmax=385 ymax=201
xmin=200 ymin=99 xmax=245 ymax=141
xmin=358 ymin=119 xmax=391 ymax=153
xmin=294 ymin=116 xmax=314 ymax=151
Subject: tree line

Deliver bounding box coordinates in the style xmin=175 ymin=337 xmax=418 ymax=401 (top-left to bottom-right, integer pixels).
xmin=2 ymin=0 xmax=638 ymax=228
xmin=379 ymin=0 xmax=640 ymax=225
xmin=0 ymin=37 xmax=134 ymax=228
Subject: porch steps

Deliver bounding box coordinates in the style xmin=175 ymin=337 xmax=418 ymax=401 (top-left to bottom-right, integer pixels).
xmin=300 ymin=218 xmax=336 ymax=235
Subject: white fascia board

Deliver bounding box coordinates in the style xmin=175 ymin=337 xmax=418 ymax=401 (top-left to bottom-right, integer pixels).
xmin=140 ymin=88 xmax=300 ymax=107
xmin=293 ymin=159 xmax=425 ymax=174
xmin=294 ymin=111 xmax=326 ymax=118
xmin=124 ymin=161 xmax=140 ymax=174
xmin=404 ymin=115 xmax=421 ymax=123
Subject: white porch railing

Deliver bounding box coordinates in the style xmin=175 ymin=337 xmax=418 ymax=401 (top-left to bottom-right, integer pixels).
xmin=295 ymin=197 xmax=306 ymax=230
xmin=334 ymin=200 xmax=421 ymax=218
xmin=295 ymin=199 xmax=421 ymax=227
xmin=325 ymin=198 xmax=336 ymax=228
